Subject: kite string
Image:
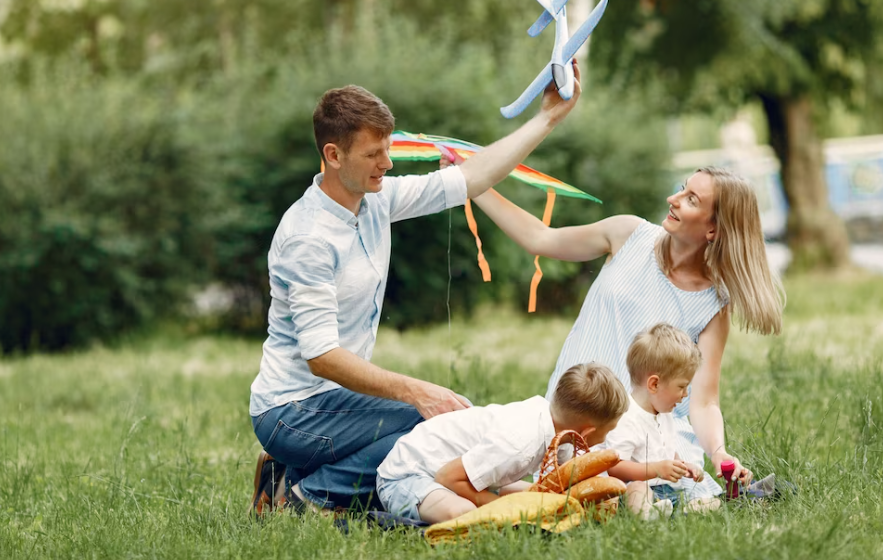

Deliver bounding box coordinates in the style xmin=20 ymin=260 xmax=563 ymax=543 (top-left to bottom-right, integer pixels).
xmin=447 ymin=207 xmax=453 ymax=386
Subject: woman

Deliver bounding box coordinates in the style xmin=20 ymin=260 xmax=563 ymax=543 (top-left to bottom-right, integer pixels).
xmin=470 ymin=166 xmax=784 ymax=496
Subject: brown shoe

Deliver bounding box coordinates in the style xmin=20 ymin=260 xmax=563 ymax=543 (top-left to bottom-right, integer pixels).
xmin=251 ymin=451 xmax=286 ymax=516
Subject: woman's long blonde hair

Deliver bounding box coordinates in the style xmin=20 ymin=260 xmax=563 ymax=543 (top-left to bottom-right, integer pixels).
xmin=655 ymin=167 xmax=785 ymax=335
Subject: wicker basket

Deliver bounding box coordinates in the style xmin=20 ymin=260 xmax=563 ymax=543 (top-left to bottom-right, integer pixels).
xmin=532 ymin=430 xmax=591 ymax=494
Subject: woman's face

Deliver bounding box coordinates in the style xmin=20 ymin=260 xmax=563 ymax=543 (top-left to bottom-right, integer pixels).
xmin=662 ymin=172 xmax=717 ymax=244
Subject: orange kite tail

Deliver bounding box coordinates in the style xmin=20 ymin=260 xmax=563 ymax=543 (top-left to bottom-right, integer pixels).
xmin=528 ymin=190 xmax=556 ymax=313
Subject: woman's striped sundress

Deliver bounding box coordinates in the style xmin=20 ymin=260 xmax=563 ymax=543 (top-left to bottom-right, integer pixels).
xmin=544 ymin=219 xmax=727 ymax=498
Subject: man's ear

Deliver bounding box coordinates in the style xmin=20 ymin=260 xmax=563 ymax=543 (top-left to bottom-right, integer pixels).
xmin=322 ymin=143 xmax=343 ymax=169
xmin=647 ymin=374 xmax=660 ymax=394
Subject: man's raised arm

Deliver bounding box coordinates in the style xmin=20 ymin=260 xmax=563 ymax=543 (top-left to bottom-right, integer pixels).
xmin=459 ymin=60 xmax=582 ymax=198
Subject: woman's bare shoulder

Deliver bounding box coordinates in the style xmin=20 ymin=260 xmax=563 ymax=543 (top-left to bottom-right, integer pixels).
xmin=605 ymin=215 xmax=646 ymax=255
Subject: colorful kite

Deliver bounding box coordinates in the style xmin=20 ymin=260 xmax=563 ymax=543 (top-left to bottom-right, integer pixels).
xmin=390 ymin=131 xmax=600 ymax=202
xmin=389 ymin=130 xmax=601 ymax=312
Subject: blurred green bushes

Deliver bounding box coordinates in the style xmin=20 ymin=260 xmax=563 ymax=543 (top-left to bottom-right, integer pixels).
xmin=0 ymin=9 xmax=671 ymax=353
xmin=0 ymin=66 xmax=221 ymax=352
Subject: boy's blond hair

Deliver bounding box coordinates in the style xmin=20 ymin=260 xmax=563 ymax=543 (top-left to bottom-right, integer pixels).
xmin=626 ymin=323 xmax=702 ymax=386
xmin=551 ymin=363 xmax=629 ymax=425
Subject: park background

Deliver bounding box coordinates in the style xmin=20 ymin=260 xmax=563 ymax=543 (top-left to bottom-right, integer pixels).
xmin=1 ymin=1 xmax=882 ymax=558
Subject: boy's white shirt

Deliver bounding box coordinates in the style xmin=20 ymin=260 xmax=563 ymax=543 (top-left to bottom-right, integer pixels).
xmin=600 ymin=394 xmax=686 ymax=488
xmin=377 ymin=396 xmax=556 ymax=492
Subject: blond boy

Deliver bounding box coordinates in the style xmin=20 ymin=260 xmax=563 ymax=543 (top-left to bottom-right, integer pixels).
xmin=604 ymin=323 xmax=722 ymax=519
xmin=376 ymin=363 xmax=629 ymax=524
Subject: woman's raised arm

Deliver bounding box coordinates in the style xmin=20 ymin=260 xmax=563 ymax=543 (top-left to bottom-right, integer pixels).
xmin=472 ymin=188 xmax=642 ymax=262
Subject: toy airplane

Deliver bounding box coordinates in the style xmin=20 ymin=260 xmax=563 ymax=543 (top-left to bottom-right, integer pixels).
xmin=501 ymin=0 xmax=609 ymax=119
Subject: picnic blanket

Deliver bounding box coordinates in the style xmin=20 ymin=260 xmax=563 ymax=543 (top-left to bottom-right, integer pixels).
xmin=423 ymin=492 xmax=584 ymax=545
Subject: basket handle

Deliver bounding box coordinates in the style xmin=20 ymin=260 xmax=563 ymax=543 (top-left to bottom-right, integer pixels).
xmin=535 ymin=430 xmax=590 ymax=493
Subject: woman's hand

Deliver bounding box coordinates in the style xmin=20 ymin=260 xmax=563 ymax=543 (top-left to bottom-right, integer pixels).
xmin=712 ymin=450 xmax=753 ymax=486
xmin=439 ymin=146 xmax=464 ymax=170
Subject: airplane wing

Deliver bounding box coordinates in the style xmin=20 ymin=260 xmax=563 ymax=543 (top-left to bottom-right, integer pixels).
xmin=500 ymin=64 xmax=554 ymax=119
xmin=529 ymin=0 xmax=569 ymax=36
xmin=501 ymin=0 xmax=608 ymax=119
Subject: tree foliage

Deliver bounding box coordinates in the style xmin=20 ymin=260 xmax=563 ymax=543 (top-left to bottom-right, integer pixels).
xmin=592 ymin=0 xmax=883 ymax=270
xmin=593 ymin=0 xmax=882 ymax=110
xmin=0 ymin=67 xmax=222 ymax=352
xmin=0 ymin=1 xmax=672 ymax=351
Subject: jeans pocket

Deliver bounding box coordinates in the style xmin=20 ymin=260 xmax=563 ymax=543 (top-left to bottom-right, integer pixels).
xmin=264 ymin=420 xmax=333 ymax=472
xmin=252 ymin=411 xmax=269 ymax=433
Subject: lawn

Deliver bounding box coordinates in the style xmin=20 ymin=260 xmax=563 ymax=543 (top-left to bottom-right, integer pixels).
xmin=1 ymin=273 xmax=882 ymax=559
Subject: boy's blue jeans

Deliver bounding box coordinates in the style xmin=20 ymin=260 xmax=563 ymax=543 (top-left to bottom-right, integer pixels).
xmin=251 ymin=388 xmax=423 ymax=511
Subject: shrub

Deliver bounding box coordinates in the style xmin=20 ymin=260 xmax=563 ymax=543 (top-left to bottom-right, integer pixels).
xmin=0 ymin=65 xmax=220 ymax=352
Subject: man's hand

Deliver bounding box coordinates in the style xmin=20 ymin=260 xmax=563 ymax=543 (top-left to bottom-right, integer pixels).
xmin=308 ymin=348 xmax=469 ymax=419
xmin=456 ymin=59 xmax=582 ymax=199
xmin=652 ymin=460 xmax=688 ymax=483
xmin=409 ymin=379 xmax=471 ymax=419
xmin=712 ymin=450 xmax=753 ymax=486
xmin=685 ymin=463 xmax=705 ymax=482
xmin=539 ymin=59 xmax=582 ymax=127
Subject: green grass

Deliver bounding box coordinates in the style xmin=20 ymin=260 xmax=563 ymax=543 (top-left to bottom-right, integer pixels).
xmin=2 ymin=273 xmax=882 ymax=559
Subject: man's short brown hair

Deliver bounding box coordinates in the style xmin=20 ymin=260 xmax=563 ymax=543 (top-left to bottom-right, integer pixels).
xmin=550 ymin=363 xmax=629 ymax=425
xmin=313 ymin=85 xmax=395 ymax=159
xmin=626 ymin=323 xmax=702 ymax=386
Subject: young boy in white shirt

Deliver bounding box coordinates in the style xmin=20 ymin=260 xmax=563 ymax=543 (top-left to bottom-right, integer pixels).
xmin=376 ymin=363 xmax=630 ymax=524
xmin=604 ymin=323 xmax=722 ymax=519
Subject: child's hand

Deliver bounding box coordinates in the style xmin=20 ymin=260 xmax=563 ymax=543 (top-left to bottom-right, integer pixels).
xmin=685 ymin=463 xmax=705 ymax=482
xmin=653 ymin=460 xmax=688 ymax=483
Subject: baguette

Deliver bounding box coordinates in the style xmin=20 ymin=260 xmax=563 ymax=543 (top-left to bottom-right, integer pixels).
xmin=529 ymin=449 xmax=620 ymax=493
xmin=568 ymin=475 xmax=627 ymax=504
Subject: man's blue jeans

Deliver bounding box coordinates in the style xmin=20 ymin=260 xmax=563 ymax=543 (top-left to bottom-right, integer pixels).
xmin=252 ymin=388 xmax=423 ymax=510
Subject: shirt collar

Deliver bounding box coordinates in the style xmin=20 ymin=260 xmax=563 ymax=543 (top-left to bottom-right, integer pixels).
xmin=309 ymin=173 xmax=368 ymax=228
xmin=629 ymin=394 xmax=659 ymax=423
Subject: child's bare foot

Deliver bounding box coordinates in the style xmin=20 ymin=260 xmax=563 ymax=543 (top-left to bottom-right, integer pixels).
xmin=683 ymin=497 xmax=722 ymax=514
xmin=640 ymin=498 xmax=673 ymax=521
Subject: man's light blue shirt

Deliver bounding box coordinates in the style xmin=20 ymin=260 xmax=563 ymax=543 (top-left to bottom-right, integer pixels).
xmin=249 ymin=166 xmax=467 ymax=416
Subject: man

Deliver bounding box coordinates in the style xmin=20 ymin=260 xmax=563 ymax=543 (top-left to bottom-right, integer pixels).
xmin=250 ymin=64 xmax=582 ymax=514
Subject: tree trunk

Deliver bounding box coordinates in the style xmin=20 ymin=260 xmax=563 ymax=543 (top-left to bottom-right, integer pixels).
xmin=217 ymin=4 xmax=236 ymax=75
xmin=568 ymin=0 xmax=593 ymax=67
xmin=865 ymin=45 xmax=883 ymax=134
xmin=323 ymin=0 xmax=354 ymax=38
xmin=85 ymin=13 xmax=105 ymax=75
xmin=759 ymin=93 xmax=851 ymax=272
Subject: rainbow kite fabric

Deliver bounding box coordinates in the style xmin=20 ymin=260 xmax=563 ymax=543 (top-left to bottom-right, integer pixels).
xmin=390 ymin=131 xmax=601 ymax=203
